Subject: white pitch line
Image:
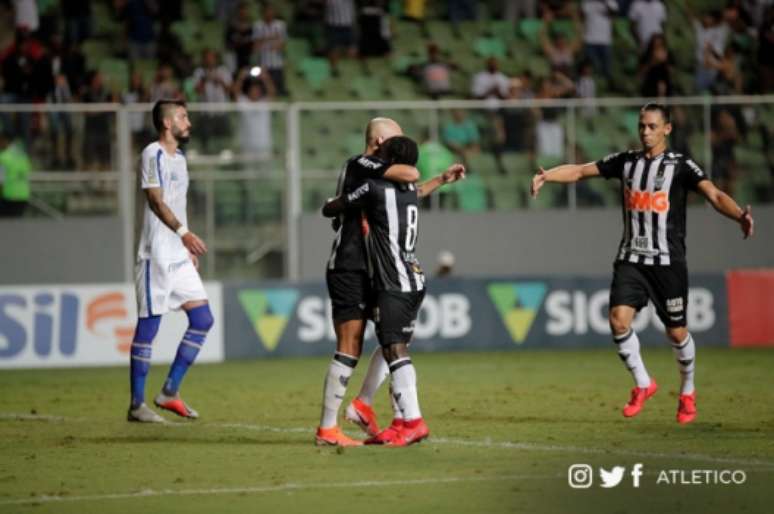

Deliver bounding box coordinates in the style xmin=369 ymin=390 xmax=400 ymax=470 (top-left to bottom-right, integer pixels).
xmin=0 ymin=473 xmax=558 ymax=506
xmin=428 ymin=437 xmax=774 ymax=469
xmin=0 ymin=412 xmax=64 ymax=422
xmin=3 ymin=412 xmax=774 ymax=469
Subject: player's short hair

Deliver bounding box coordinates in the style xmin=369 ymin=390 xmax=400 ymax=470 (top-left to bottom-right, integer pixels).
xmin=640 ymin=102 xmax=671 ymax=124
xmin=379 ymin=135 xmax=419 ymax=166
xmin=152 ymin=100 xmax=187 ymax=133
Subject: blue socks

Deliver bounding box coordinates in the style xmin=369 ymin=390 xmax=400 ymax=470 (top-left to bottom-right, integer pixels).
xmin=162 ymin=304 xmax=214 ymax=396
xmin=130 ymin=315 xmax=161 ymax=408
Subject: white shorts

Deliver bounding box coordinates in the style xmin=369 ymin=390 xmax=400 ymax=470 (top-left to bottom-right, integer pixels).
xmin=135 ymin=258 xmax=208 ymax=317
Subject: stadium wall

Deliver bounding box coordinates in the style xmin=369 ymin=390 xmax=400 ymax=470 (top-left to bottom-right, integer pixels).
xmin=0 ymin=218 xmax=124 ymax=284
xmin=0 ymin=206 xmax=770 ymax=287
xmin=300 ymin=206 xmax=774 ymax=279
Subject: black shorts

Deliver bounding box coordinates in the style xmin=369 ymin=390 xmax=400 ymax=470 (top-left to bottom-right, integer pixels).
xmin=326 ymin=270 xmax=373 ymax=322
xmin=610 ymin=261 xmax=689 ymax=328
xmin=374 ymin=290 xmax=426 ymax=347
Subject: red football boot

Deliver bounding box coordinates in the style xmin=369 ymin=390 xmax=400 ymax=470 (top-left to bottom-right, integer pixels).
xmin=622 ymin=379 xmax=658 ymax=418
xmin=676 ymin=391 xmax=697 ymax=424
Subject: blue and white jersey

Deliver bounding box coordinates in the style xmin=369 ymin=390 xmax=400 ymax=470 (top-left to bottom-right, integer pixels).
xmin=137 ymin=142 xmax=190 ymax=263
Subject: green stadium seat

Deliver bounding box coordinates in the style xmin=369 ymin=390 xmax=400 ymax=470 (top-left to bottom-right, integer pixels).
xmin=454 ymin=173 xmax=489 ymax=212
xmin=82 ymin=40 xmax=113 ymax=68
xmin=300 ymin=58 xmax=331 ymax=91
xmin=519 ymin=19 xmax=543 ymax=47
xmin=488 ymin=20 xmax=517 ymax=44
xmin=99 ymin=58 xmax=129 ymax=94
xmin=464 ymin=152 xmax=498 ymax=177
xmin=473 ymin=37 xmax=507 ymax=59
xmin=286 ymin=38 xmax=310 ymax=62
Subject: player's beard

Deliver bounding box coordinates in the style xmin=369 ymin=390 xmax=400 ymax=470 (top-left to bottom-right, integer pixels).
xmin=172 ymin=127 xmax=190 ymax=145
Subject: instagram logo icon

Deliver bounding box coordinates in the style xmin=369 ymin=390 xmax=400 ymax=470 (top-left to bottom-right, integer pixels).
xmin=568 ymin=464 xmax=594 ymax=489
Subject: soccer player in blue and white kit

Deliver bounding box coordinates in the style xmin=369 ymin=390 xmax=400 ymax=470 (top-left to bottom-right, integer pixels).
xmin=127 ymin=100 xmax=213 ymax=423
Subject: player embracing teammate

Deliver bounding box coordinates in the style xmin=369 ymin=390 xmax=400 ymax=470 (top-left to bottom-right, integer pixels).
xmin=316 ymin=119 xmax=464 ymax=446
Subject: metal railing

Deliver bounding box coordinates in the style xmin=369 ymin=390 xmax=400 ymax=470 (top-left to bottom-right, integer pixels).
xmin=2 ymin=95 xmax=772 ymax=281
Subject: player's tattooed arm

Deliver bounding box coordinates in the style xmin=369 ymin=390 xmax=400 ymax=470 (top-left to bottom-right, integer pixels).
xmin=145 ymin=187 xmax=208 ymax=255
xmin=696 ymin=180 xmax=754 ymax=239
xmin=417 ymin=163 xmax=466 ymax=198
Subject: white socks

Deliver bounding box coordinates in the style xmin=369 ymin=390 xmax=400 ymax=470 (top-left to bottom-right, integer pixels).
xmin=320 ymin=352 xmax=358 ymax=428
xmin=389 ymin=357 xmax=421 ymax=421
xmin=356 ymin=346 xmax=390 ymax=405
xmin=614 ymin=329 xmax=651 ymax=388
xmin=671 ymin=333 xmax=696 ymax=395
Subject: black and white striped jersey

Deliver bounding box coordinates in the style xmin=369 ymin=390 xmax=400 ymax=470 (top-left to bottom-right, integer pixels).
xmin=342 ymin=178 xmax=425 ymax=293
xmin=596 ymin=149 xmax=709 ymax=266
xmin=327 ymin=154 xmax=389 ymax=272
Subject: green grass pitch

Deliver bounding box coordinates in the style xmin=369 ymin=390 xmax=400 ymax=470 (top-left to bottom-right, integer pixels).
xmin=1 ymin=347 xmax=773 ymax=514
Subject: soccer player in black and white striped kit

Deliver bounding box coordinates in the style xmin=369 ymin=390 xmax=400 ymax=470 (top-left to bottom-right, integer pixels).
xmin=530 ymin=103 xmax=754 ymax=424
xmin=323 ymin=136 xmax=437 ymax=445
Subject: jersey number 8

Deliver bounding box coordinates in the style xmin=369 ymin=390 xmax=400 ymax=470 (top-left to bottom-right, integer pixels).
xmin=405 ymin=205 xmax=418 ymax=252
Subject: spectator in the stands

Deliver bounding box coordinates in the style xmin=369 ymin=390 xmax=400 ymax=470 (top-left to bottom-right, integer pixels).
xmin=576 ymin=59 xmax=597 ymax=117
xmin=123 ymin=70 xmax=151 ymax=150
xmin=540 ymin=8 xmax=582 ymax=77
xmin=494 ymin=74 xmax=536 ymax=157
xmin=49 ymin=33 xmax=87 ymax=97
xmin=358 ymin=0 xmax=391 ymax=58
xmin=711 ymin=108 xmax=740 ymax=196
xmin=192 ymin=49 xmax=233 ymax=149
xmin=227 ymin=1 xmax=254 ymax=71
xmin=234 ymin=66 xmax=276 ymax=160
xmin=471 ymin=57 xmax=510 ymax=99
xmin=48 ymin=72 xmax=75 ymax=169
xmin=158 ymin=0 xmax=182 ymax=36
xmin=448 ymin=0 xmax=478 ymax=26
xmin=707 ymin=43 xmax=744 ymax=95
xmin=759 ymin=6 xmax=774 ymax=93
xmin=81 ymin=71 xmax=115 ymax=170
xmin=150 ymin=63 xmax=182 ymax=101
xmin=253 ymin=3 xmax=287 ymax=96
xmin=580 ymin=0 xmax=618 ymax=84
xmin=325 ymin=0 xmax=356 ymax=75
xmin=13 ymin=0 xmax=38 ymax=33
xmin=638 ymin=34 xmax=672 ymax=97
xmin=502 ymin=0 xmax=537 ymax=23
xmin=534 ymin=68 xmax=574 ymax=159
xmin=691 ymin=8 xmax=729 ymax=92
xmin=442 ymin=109 xmax=480 ymax=165
xmin=0 ymin=128 xmax=32 ymax=217
xmin=628 ymin=0 xmax=667 ymax=52
xmin=413 ymin=42 xmax=455 ymax=98
xmin=193 ymin=49 xmax=233 ymax=103
xmin=61 ymin=0 xmax=91 ymax=45
xmin=118 ymin=0 xmax=158 ymax=60
xmin=403 ymin=0 xmax=427 ymax=22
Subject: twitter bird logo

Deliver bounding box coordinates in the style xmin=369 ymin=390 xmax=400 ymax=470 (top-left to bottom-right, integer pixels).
xmin=599 ymin=466 xmax=626 ymax=488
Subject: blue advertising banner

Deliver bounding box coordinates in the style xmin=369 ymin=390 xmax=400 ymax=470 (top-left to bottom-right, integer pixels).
xmin=223 ymin=274 xmax=728 ymax=358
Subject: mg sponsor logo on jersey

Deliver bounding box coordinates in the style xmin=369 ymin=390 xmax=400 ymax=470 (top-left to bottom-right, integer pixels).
xmin=0 ymin=284 xmax=223 ymax=368
xmin=623 ymin=188 xmax=669 ymax=213
xmin=238 ymin=288 xmax=300 ymax=351
xmin=487 ymin=282 xmax=548 ymax=344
